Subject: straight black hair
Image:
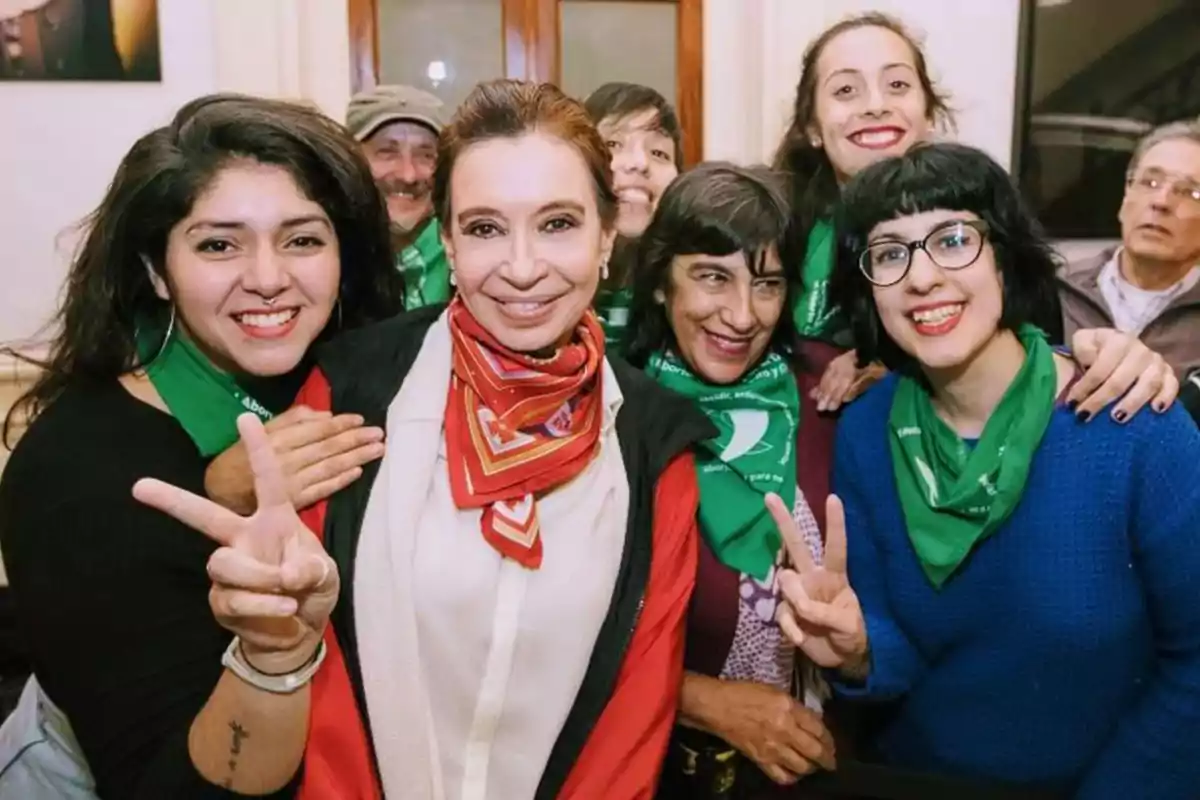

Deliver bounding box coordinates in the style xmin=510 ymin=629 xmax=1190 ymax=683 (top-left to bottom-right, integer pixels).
xmin=623 ymin=161 xmax=803 ymax=368
xmin=829 ymin=142 xmax=1063 ymax=379
xmin=583 ymin=82 xmax=683 ymax=168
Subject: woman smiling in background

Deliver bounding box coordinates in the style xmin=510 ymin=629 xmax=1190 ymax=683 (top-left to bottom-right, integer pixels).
xmin=774 ymin=12 xmax=1177 ymax=418
xmin=585 ymin=82 xmax=683 ymax=350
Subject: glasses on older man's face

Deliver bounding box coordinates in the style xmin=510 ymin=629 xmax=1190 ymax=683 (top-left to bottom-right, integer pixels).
xmin=858 ymin=220 xmax=990 ymax=287
xmin=1125 ymin=170 xmax=1200 ymax=208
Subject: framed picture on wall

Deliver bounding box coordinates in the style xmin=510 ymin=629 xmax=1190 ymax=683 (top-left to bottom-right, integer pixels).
xmin=0 ymin=0 xmax=161 ymax=82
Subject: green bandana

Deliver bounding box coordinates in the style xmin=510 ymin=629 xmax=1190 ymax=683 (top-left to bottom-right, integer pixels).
xmin=399 ymin=218 xmax=451 ymax=310
xmin=647 ymin=351 xmax=800 ymax=578
xmin=792 ymin=218 xmax=839 ymax=338
xmin=888 ymin=324 xmax=1058 ymax=588
xmin=595 ymin=286 xmax=632 ymax=355
xmin=137 ymin=325 xmax=276 ymax=457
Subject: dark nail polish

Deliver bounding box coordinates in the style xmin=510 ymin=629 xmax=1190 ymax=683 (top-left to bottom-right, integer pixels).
xmin=1113 ymin=410 xmax=1127 ymax=423
xmin=1076 ymin=410 xmax=1091 ymax=423
xmin=1066 ymin=400 xmax=1078 ymax=411
xmin=1153 ymin=402 xmax=1166 ymax=413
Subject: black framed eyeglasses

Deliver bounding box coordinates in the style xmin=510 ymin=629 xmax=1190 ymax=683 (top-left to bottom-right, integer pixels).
xmin=857 ymin=220 xmax=990 ymax=287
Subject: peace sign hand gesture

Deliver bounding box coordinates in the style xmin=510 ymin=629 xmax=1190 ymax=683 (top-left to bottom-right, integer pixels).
xmin=768 ymin=493 xmax=868 ymax=673
xmin=133 ymin=414 xmax=339 ymax=673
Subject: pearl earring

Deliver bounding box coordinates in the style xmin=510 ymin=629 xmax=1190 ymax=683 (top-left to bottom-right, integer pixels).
xmin=449 ymin=270 xmax=456 ymax=287
xmin=600 ymin=258 xmax=609 ymax=281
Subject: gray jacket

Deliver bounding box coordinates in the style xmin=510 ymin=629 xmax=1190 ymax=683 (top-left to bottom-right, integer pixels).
xmin=1057 ymin=248 xmax=1200 ymax=378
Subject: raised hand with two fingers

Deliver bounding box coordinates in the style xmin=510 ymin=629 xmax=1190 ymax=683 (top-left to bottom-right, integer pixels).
xmin=768 ymin=492 xmax=868 ymax=673
xmin=134 ymin=413 xmax=339 ymax=675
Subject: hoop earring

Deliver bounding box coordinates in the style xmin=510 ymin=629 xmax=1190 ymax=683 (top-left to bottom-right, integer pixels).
xmin=336 ymin=298 xmax=344 ymax=330
xmin=152 ymin=305 xmax=176 ymax=363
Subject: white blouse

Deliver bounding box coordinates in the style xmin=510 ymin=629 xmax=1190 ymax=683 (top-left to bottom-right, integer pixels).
xmin=352 ymin=311 xmax=630 ymax=800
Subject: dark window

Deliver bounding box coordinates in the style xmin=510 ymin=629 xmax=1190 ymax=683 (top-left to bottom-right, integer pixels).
xmin=1015 ymin=0 xmax=1200 ymax=240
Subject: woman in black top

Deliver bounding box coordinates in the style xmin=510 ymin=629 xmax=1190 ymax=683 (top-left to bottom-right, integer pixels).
xmin=0 ymin=94 xmax=403 ymax=798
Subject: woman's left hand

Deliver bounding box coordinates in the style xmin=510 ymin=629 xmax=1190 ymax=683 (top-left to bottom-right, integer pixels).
xmin=812 ymin=350 xmax=887 ymax=413
xmin=1068 ymin=328 xmax=1178 ymax=422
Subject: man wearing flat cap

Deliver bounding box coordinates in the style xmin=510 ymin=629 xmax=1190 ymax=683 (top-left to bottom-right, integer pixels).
xmin=347 ymin=85 xmax=450 ymax=310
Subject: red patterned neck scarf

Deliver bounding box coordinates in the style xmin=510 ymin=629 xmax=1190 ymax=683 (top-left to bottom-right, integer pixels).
xmin=445 ymin=298 xmax=606 ymax=569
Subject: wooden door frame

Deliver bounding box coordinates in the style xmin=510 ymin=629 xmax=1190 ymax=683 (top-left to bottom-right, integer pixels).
xmin=346 ymin=0 xmax=704 ymax=165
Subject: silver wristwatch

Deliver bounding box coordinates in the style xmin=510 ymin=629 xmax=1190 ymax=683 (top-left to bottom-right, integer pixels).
xmin=221 ymin=636 xmax=328 ymax=694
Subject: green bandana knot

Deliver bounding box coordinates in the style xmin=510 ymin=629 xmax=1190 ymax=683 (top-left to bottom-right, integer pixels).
xmin=647 ymin=350 xmax=801 ymax=578
xmin=136 ymin=323 xmax=276 ymax=457
xmin=888 ymin=324 xmax=1058 ymax=588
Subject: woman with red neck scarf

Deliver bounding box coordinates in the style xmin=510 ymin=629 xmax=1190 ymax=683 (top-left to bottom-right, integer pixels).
xmin=133 ymin=79 xmax=713 ymax=799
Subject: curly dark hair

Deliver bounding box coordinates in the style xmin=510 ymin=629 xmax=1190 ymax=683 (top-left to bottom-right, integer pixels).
xmin=4 ymin=93 xmax=404 ymax=445
xmin=829 ymin=142 xmax=1064 ymax=380
xmin=622 ymin=161 xmax=802 ymax=369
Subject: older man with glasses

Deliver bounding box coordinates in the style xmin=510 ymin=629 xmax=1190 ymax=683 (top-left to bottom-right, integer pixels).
xmin=1059 ymin=119 xmax=1200 ymax=385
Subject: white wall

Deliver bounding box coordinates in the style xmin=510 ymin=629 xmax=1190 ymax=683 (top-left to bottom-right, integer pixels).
xmin=0 ymin=1 xmax=216 ymax=344
xmin=0 ymin=0 xmax=351 ymax=345
xmin=704 ymin=0 xmax=1023 ymax=171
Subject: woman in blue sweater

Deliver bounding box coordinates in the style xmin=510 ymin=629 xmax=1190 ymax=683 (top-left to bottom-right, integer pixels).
xmin=774 ymin=142 xmax=1200 ymax=798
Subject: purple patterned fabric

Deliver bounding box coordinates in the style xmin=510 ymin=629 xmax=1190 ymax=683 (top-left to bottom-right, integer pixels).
xmin=719 ymin=489 xmax=829 ymax=710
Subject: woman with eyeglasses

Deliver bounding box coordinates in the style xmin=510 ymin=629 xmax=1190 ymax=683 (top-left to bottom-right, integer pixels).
xmin=772 ymin=142 xmax=1200 ymax=798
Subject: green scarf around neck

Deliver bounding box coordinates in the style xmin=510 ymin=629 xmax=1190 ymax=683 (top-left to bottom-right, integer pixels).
xmin=888 ymin=324 xmax=1058 ymax=588
xmin=399 ymin=218 xmax=451 ymax=310
xmin=792 ymin=218 xmax=839 ymax=338
xmin=647 ymin=351 xmax=800 ymax=578
xmin=137 ymin=323 xmax=277 ymax=457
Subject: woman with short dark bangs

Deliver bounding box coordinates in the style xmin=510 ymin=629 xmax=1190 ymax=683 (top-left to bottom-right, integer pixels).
xmin=776 ymin=142 xmax=1200 ymax=798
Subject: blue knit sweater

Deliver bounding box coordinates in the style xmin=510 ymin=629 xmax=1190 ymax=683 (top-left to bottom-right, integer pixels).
xmin=832 ymin=374 xmax=1200 ymax=799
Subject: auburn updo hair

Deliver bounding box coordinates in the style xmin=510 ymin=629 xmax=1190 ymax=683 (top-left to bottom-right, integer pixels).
xmin=432 ymin=79 xmax=618 ymax=229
